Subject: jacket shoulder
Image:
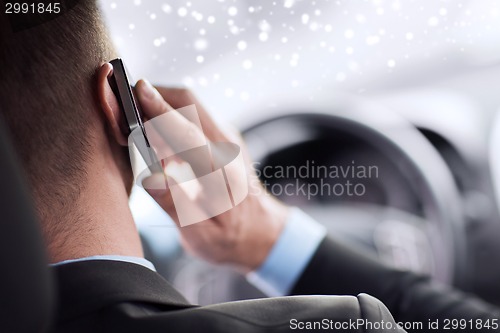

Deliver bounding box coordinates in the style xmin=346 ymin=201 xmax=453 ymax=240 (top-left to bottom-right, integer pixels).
xmin=56 ymin=294 xmax=404 ymax=333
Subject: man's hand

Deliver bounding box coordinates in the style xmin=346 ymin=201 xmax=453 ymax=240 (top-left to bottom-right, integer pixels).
xmin=136 ymin=80 xmax=290 ymax=273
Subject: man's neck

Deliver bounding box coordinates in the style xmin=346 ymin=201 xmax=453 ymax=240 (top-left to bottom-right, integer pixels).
xmin=46 ymin=154 xmax=143 ymax=264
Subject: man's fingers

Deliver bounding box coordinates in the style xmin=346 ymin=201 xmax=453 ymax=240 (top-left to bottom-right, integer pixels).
xmin=155 ymin=87 xmax=230 ymax=142
xmin=153 ymin=87 xmax=194 ymax=109
xmin=136 ymin=80 xmax=208 ymax=166
xmin=136 ymin=80 xmax=174 ymax=118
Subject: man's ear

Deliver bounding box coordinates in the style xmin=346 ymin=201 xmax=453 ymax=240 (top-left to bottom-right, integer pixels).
xmin=97 ymin=63 xmax=128 ymax=146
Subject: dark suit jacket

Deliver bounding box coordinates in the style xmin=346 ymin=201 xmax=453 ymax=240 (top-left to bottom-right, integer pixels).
xmin=292 ymin=237 xmax=500 ymax=332
xmin=51 ymin=260 xmax=403 ymax=333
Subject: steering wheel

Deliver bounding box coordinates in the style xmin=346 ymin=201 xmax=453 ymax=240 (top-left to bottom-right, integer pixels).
xmin=239 ymin=99 xmax=468 ymax=288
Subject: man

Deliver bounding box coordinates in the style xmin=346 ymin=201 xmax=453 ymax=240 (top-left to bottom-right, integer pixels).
xmin=0 ymin=1 xmax=496 ymax=333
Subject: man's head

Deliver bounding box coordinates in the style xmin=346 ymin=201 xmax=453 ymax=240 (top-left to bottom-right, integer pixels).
xmin=0 ymin=1 xmax=133 ymax=244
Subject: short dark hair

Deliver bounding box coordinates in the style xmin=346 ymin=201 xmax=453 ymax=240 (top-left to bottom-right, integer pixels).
xmin=0 ymin=1 xmax=115 ymax=225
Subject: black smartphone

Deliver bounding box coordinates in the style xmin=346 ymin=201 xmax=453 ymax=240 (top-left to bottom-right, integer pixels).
xmin=108 ymin=58 xmax=161 ymax=173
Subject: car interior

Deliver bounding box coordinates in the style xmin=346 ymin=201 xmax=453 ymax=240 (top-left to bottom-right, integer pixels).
xmin=2 ymin=0 xmax=500 ymax=331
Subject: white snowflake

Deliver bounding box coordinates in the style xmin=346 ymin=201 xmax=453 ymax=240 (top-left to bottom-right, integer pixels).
xmin=228 ymin=6 xmax=238 ymax=16
xmin=230 ymin=26 xmax=240 ymax=35
xmin=259 ymin=20 xmax=271 ymax=32
xmin=177 ymin=7 xmax=187 ymax=17
xmin=192 ymin=11 xmax=203 ymax=21
xmin=284 ymin=0 xmax=295 ymax=9
xmin=161 ymin=4 xmax=172 ymax=14
xmin=309 ymin=22 xmax=319 ymax=31
xmin=194 ymin=39 xmax=208 ymax=51
xmin=301 ymin=14 xmax=310 ymax=24
xmin=237 ymin=41 xmax=247 ymax=51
